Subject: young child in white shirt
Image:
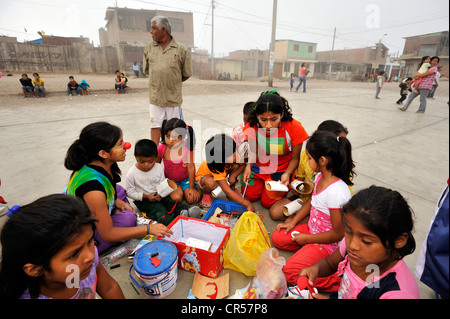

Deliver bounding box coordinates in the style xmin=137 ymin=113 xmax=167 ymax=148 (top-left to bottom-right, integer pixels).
xmin=125 ymin=139 xmax=189 ymax=225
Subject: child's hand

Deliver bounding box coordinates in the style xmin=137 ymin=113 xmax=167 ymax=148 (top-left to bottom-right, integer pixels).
xmin=280 ymin=172 xmax=291 ymax=186
xmin=246 ymin=202 xmax=255 ymax=212
xmin=149 ymin=223 xmax=173 ymax=238
xmin=242 ymin=166 xmax=252 ymax=184
xmin=291 ymin=232 xmax=308 ymax=246
xmin=115 ymin=199 xmax=135 ymax=212
xmin=144 ymin=193 xmax=161 ymax=202
xmin=185 ymin=187 xmax=200 ymax=203
xmin=276 ymin=220 xmax=296 ymax=234
xmin=298 ymin=266 xmax=319 ymax=289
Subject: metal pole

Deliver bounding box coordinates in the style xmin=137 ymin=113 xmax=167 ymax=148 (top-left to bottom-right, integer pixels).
xmin=211 ymin=0 xmax=215 ymax=80
xmin=328 ymin=27 xmax=336 ymax=78
xmin=268 ymin=0 xmax=277 ymax=87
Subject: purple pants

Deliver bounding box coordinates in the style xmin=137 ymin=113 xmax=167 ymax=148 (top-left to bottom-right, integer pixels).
xmin=95 ymin=184 xmax=137 ymax=253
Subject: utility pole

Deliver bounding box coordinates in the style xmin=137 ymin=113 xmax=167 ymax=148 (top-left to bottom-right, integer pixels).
xmin=211 ymin=0 xmax=215 ymax=80
xmin=328 ymin=27 xmax=336 ymax=79
xmin=268 ymin=0 xmax=277 ymax=87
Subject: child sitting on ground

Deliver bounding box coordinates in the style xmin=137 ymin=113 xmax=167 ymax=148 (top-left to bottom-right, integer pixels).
xmin=158 ymin=118 xmax=202 ymax=205
xmin=125 ymin=139 xmax=191 ymax=226
xmin=79 ymin=79 xmax=91 ymax=95
xmin=299 ymin=186 xmax=420 ymax=299
xmin=195 ymin=134 xmax=254 ymax=212
xmin=19 ymin=73 xmax=34 ymax=98
xmin=269 ymin=120 xmax=352 ymax=221
xmin=0 ymin=194 xmax=125 ymax=299
xmin=67 ymin=75 xmax=81 ymax=96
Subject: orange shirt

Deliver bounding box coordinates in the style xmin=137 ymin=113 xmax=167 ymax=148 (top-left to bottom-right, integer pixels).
xmin=195 ymin=161 xmax=227 ymax=181
xmin=243 ymin=119 xmax=309 ymax=173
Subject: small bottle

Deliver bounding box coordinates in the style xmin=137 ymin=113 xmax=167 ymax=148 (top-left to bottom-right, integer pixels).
xmin=100 ymin=238 xmax=140 ymax=267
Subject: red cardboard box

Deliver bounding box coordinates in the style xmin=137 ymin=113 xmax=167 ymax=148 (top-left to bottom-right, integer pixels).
xmin=158 ymin=216 xmax=230 ymax=278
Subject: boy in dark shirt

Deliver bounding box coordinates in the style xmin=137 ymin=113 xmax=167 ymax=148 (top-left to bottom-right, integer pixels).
xmin=19 ymin=74 xmax=34 ymax=98
xmin=67 ymin=75 xmax=81 ymax=96
xmin=396 ymin=77 xmax=413 ymax=105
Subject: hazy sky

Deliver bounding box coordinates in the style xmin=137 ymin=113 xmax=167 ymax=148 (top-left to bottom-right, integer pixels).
xmin=1 ymin=0 xmax=448 ymax=56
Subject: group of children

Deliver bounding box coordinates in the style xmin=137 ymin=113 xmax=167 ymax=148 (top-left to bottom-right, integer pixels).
xmin=19 ymin=71 xmax=133 ymax=97
xmin=19 ymin=73 xmax=91 ymax=98
xmin=114 ymin=70 xmax=128 ymax=94
xmin=0 ymin=90 xmax=422 ymax=299
xmin=19 ymin=73 xmax=46 ymax=98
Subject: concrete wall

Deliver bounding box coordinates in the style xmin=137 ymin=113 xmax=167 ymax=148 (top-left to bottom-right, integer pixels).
xmin=0 ymin=41 xmax=119 ymax=74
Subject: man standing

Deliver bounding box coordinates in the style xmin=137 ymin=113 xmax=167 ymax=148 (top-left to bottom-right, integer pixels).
xmin=398 ymin=56 xmax=439 ymax=114
xmin=143 ymin=16 xmax=192 ymax=144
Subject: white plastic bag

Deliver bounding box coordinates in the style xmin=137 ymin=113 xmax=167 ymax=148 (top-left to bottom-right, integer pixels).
xmin=244 ymin=248 xmax=287 ymax=299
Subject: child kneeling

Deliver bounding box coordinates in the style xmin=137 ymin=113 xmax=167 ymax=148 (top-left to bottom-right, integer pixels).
xmin=125 ymin=139 xmax=189 ymax=226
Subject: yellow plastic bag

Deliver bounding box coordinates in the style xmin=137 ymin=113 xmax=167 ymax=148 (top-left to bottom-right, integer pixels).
xmin=223 ymin=211 xmax=271 ymax=276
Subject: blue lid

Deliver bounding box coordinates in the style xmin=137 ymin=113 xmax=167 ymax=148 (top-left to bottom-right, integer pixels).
xmin=133 ymin=240 xmax=178 ymax=276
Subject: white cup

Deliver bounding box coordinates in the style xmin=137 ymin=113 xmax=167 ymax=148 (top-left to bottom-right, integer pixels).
xmin=156 ymin=178 xmax=177 ymax=198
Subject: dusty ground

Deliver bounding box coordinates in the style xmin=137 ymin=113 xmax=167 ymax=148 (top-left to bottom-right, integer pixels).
xmin=0 ymin=72 xmax=448 ymax=301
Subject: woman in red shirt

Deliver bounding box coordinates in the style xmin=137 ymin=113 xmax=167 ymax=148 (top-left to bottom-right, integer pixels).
xmin=242 ymin=90 xmax=309 ymax=209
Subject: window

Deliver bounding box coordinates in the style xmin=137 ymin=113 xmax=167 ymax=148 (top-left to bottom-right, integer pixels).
xmin=418 ymin=44 xmax=438 ymax=57
xmin=284 ymin=62 xmax=291 ymax=72
xmin=294 ymin=44 xmax=299 ymax=52
xmin=308 ymin=45 xmax=313 ymax=53
xmin=170 ymin=18 xmax=184 ymax=33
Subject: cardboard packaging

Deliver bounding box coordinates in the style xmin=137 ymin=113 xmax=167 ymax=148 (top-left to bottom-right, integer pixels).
xmin=159 ymin=216 xmax=230 ymax=278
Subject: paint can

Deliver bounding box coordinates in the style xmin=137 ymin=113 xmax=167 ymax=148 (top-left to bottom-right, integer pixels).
xmin=129 ymin=240 xmax=178 ymax=298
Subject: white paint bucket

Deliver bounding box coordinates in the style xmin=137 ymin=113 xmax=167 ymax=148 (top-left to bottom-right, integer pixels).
xmin=129 ymin=240 xmax=178 ymax=298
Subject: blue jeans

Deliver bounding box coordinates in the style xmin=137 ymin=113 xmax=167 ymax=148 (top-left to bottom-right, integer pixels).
xmin=68 ymin=87 xmax=81 ymax=95
xmin=34 ymin=86 xmax=46 ymax=97
xmin=403 ymin=89 xmax=430 ymax=112
xmin=296 ymin=76 xmax=306 ymax=92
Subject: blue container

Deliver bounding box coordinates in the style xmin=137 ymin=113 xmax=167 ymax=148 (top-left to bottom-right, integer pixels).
xmin=202 ymin=199 xmax=246 ymax=221
xmin=129 ymin=240 xmax=178 ymax=298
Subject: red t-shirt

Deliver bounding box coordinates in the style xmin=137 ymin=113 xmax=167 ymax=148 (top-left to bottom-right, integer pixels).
xmin=243 ymin=119 xmax=308 ymax=174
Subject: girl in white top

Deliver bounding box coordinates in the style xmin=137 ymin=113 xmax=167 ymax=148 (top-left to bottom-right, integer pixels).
xmin=272 ymin=130 xmax=355 ymax=291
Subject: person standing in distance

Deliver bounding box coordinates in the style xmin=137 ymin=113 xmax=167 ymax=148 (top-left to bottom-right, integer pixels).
xmin=143 ymin=16 xmax=192 ymax=145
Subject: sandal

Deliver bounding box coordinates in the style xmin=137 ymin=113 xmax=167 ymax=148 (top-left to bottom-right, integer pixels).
xmin=201 ymin=194 xmax=213 ymax=208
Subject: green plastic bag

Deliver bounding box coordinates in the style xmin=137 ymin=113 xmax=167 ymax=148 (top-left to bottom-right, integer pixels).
xmin=223 ymin=211 xmax=271 ymax=276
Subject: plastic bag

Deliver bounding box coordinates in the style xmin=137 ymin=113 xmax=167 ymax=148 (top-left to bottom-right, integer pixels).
xmin=223 ymin=211 xmax=271 ymax=276
xmin=244 ymin=248 xmax=287 ymax=299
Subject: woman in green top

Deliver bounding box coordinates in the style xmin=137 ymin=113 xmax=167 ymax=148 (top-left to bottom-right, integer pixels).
xmin=65 ymin=121 xmax=172 ymax=253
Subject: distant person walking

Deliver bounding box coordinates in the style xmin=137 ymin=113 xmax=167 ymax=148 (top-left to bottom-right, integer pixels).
xmin=398 ymin=56 xmax=439 ymax=114
xmin=375 ymin=71 xmax=386 ymax=99
xmin=295 ymin=63 xmax=310 ymax=93
xmin=143 ymin=16 xmax=192 ymax=145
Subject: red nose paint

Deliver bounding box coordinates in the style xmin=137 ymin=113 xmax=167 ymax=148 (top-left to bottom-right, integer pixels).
xmin=123 ymin=142 xmax=131 ymax=150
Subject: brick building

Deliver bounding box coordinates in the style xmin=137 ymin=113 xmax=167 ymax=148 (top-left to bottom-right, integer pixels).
xmin=400 ymin=31 xmax=449 ymax=77
xmin=99 ymin=7 xmax=194 ymax=73
xmin=315 ymin=43 xmax=388 ymax=78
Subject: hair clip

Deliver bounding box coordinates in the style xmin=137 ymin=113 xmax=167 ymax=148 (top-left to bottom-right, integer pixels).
xmin=185 ymin=125 xmax=189 ymax=130
xmin=262 ymin=89 xmax=277 ymax=95
xmin=337 ymin=136 xmax=341 ymax=142
xmin=7 ymin=205 xmax=21 ymax=217
xmin=253 ymin=104 xmax=258 ymax=110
